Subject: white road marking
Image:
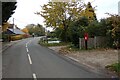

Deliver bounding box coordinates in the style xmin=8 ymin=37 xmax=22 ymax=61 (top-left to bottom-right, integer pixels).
xmin=27 ymin=54 xmax=32 ymax=64
xmin=26 ymin=43 xmax=27 ymax=48
xmin=26 ymin=39 xmax=32 ymax=48
xmin=26 ymin=48 xmax=29 ymax=52
xmin=33 ymin=73 xmax=37 ymax=80
xmin=30 ymin=40 xmax=32 ymax=42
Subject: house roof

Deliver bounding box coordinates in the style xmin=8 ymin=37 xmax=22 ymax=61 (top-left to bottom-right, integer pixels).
xmin=8 ymin=28 xmax=25 ymax=35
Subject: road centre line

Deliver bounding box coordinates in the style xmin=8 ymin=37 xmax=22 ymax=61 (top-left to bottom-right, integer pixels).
xmin=26 ymin=39 xmax=32 ymax=48
xmin=27 ymin=54 xmax=32 ymax=64
xmin=33 ymin=73 xmax=37 ymax=80
xmin=26 ymin=40 xmax=37 ymax=79
xmin=26 ymin=48 xmax=29 ymax=52
xmin=26 ymin=43 xmax=27 ymax=48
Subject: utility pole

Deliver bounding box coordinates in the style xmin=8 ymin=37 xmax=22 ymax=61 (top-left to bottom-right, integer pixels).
xmin=13 ymin=18 xmax=14 ymax=32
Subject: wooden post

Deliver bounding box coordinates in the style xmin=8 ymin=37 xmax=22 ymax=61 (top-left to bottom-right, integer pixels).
xmin=94 ymin=36 xmax=96 ymax=48
xmin=85 ymin=40 xmax=88 ymax=50
xmin=79 ymin=38 xmax=81 ymax=49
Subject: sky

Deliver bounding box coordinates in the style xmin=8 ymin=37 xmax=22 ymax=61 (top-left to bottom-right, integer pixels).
xmin=8 ymin=0 xmax=120 ymax=29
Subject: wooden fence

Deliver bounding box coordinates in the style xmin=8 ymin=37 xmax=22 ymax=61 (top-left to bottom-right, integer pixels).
xmin=79 ymin=36 xmax=107 ymax=49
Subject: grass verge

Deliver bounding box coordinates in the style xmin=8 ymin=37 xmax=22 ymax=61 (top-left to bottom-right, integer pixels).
xmin=105 ymin=62 xmax=120 ymax=75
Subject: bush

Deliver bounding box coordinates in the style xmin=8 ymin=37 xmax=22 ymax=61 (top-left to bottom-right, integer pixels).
xmin=11 ymin=35 xmax=23 ymax=41
xmin=2 ymin=34 xmax=9 ymax=42
xmin=68 ymin=17 xmax=89 ymax=48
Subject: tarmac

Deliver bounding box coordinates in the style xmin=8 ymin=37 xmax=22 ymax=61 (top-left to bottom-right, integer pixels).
xmin=0 ymin=40 xmax=21 ymax=79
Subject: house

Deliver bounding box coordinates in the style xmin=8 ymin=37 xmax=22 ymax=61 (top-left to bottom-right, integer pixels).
xmin=2 ymin=24 xmax=25 ymax=41
xmin=4 ymin=28 xmax=25 ymax=35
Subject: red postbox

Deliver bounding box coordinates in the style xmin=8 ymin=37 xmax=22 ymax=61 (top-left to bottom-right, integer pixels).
xmin=84 ymin=33 xmax=88 ymax=50
xmin=84 ymin=33 xmax=88 ymax=40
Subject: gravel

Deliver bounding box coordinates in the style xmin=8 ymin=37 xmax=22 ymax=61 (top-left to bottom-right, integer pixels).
xmin=49 ymin=46 xmax=119 ymax=70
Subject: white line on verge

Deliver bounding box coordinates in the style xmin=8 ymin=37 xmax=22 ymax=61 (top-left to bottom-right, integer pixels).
xmin=66 ymin=56 xmax=95 ymax=69
xmin=66 ymin=56 xmax=79 ymax=62
xmin=33 ymin=73 xmax=37 ymax=80
xmin=27 ymin=54 xmax=32 ymax=64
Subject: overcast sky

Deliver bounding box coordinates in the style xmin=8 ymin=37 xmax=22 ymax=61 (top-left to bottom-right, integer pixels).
xmin=8 ymin=0 xmax=120 ymax=29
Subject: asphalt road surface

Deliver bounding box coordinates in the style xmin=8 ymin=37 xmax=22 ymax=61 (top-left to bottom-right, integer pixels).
xmin=2 ymin=37 xmax=112 ymax=79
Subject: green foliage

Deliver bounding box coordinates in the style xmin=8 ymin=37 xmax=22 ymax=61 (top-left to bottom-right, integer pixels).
xmin=26 ymin=24 xmax=45 ymax=36
xmin=86 ymin=20 xmax=108 ymax=37
xmin=47 ymin=31 xmax=56 ymax=38
xmin=98 ymin=19 xmax=108 ymax=36
xmin=53 ymin=28 xmax=62 ymax=38
xmin=2 ymin=2 xmax=17 ymax=24
xmin=106 ymin=14 xmax=120 ymax=48
xmin=37 ymin=1 xmax=85 ymax=42
xmin=34 ymin=24 xmax=45 ymax=36
xmin=0 ymin=33 xmax=2 ymax=39
xmin=81 ymin=2 xmax=97 ymax=22
xmin=106 ymin=62 xmax=120 ymax=73
xmin=2 ymin=33 xmax=9 ymax=42
xmin=68 ymin=17 xmax=89 ymax=48
xmin=37 ymin=1 xmax=119 ymax=49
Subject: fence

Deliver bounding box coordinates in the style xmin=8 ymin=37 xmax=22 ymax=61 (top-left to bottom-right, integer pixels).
xmin=79 ymin=36 xmax=107 ymax=49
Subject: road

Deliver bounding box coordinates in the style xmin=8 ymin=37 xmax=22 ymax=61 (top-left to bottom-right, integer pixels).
xmin=2 ymin=37 xmax=112 ymax=79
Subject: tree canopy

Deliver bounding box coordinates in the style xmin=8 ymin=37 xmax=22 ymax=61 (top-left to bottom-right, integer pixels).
xmin=81 ymin=2 xmax=97 ymax=22
xmin=37 ymin=2 xmax=85 ymax=29
xmin=36 ymin=1 xmax=86 ymax=41
xmin=2 ymin=2 xmax=17 ymax=24
xmin=25 ymin=24 xmax=45 ymax=36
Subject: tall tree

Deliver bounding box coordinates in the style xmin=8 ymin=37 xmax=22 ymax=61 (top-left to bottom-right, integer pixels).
xmin=68 ymin=16 xmax=89 ymax=47
xmin=26 ymin=24 xmax=45 ymax=36
xmin=106 ymin=14 xmax=120 ymax=48
xmin=2 ymin=22 xmax=10 ymax=31
xmin=2 ymin=2 xmax=17 ymax=24
xmin=81 ymin=2 xmax=97 ymax=22
xmin=36 ymin=1 xmax=85 ymax=41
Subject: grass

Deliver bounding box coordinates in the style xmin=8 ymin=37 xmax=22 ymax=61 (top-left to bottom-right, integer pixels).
xmin=105 ymin=62 xmax=120 ymax=74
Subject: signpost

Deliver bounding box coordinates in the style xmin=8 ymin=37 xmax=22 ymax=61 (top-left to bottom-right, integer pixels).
xmin=84 ymin=33 xmax=88 ymax=50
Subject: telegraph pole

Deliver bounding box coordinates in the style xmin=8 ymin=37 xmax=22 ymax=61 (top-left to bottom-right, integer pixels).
xmin=13 ymin=18 xmax=14 ymax=32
